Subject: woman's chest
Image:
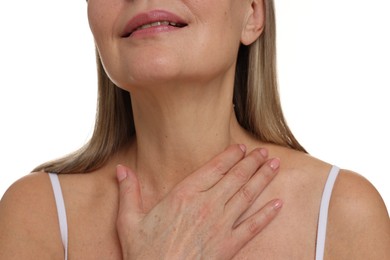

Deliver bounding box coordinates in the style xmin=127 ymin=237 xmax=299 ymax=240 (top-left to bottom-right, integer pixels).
xmin=65 ymin=188 xmax=123 ymax=259
xmin=65 ymin=203 xmax=319 ymax=260
xmin=232 ymin=206 xmax=319 ymax=260
xmin=62 ymin=170 xmax=324 ymax=259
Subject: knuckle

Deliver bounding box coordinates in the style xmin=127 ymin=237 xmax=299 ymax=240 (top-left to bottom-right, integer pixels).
xmin=120 ymin=184 xmax=132 ymax=198
xmin=247 ymin=218 xmax=260 ymax=234
xmin=211 ymin=159 xmax=227 ymax=175
xmin=239 ymin=186 xmax=255 ymax=204
xmin=231 ymin=167 xmax=248 ymax=182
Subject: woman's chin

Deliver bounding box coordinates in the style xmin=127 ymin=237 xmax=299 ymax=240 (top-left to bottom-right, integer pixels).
xmin=113 ymin=65 xmax=193 ymax=90
xmin=114 ymin=72 xmax=186 ymax=92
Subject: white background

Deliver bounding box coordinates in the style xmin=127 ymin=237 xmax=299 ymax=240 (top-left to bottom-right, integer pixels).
xmin=0 ymin=1 xmax=389 ymax=210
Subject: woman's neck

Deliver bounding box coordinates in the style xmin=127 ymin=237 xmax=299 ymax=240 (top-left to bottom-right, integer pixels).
xmin=124 ymin=73 xmax=254 ymax=201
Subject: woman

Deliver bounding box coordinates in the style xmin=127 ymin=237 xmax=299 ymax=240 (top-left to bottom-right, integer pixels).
xmin=0 ymin=0 xmax=389 ymax=259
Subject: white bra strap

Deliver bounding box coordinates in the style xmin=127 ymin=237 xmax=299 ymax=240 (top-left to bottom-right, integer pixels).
xmin=315 ymin=165 xmax=340 ymax=260
xmin=48 ymin=173 xmax=68 ymax=260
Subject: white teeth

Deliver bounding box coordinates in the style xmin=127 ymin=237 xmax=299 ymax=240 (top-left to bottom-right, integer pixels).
xmin=136 ymin=21 xmax=179 ymax=31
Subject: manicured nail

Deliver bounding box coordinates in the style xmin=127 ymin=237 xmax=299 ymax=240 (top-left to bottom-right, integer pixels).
xmin=272 ymin=199 xmax=283 ymax=210
xmin=239 ymin=144 xmax=247 ymax=153
xmin=269 ymin=158 xmax=280 ymax=170
xmin=116 ymin=165 xmax=127 ymax=182
xmin=260 ymin=148 xmax=268 ymax=158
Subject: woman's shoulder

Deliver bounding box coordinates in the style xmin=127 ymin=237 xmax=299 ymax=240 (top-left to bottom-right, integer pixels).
xmin=0 ymin=172 xmax=58 ymax=213
xmin=272 ymin=143 xmax=388 ymax=207
xmin=325 ymin=168 xmax=390 ymax=258
xmin=270 ymin=144 xmax=390 ymax=258
xmin=275 ymin=144 xmax=387 ymax=203
xmin=0 ymin=172 xmax=57 ymax=223
xmin=0 ymin=172 xmax=64 ymax=259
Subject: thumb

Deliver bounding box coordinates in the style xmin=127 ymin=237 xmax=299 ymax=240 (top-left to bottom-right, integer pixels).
xmin=116 ymin=164 xmax=144 ymax=223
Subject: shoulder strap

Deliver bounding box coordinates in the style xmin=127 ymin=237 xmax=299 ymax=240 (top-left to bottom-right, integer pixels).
xmin=315 ymin=165 xmax=340 ymax=260
xmin=48 ymin=173 xmax=68 ymax=260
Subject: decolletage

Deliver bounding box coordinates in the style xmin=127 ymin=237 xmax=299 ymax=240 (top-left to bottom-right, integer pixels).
xmin=48 ymin=166 xmax=340 ymax=260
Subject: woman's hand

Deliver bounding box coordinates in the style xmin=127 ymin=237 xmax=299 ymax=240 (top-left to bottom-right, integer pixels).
xmin=116 ymin=144 xmax=282 ymax=260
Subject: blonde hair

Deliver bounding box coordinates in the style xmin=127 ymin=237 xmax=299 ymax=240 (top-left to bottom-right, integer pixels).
xmin=34 ymin=0 xmax=305 ymax=173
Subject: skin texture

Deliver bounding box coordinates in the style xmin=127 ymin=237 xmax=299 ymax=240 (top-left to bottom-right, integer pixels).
xmin=0 ymin=0 xmax=389 ymax=259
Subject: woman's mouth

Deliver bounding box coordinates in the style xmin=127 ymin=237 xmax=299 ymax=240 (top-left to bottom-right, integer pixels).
xmin=121 ymin=10 xmax=188 ymax=38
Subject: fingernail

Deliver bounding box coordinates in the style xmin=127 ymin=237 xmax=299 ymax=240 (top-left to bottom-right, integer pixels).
xmin=269 ymin=158 xmax=280 ymax=170
xmin=272 ymin=199 xmax=283 ymax=210
xmin=116 ymin=165 xmax=127 ymax=182
xmin=260 ymin=148 xmax=268 ymax=158
xmin=239 ymin=144 xmax=247 ymax=153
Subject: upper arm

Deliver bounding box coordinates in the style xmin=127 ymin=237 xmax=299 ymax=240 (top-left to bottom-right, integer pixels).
xmin=0 ymin=172 xmax=64 ymax=260
xmin=325 ymin=170 xmax=390 ymax=259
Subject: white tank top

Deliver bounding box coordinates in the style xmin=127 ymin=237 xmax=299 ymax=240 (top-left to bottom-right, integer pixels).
xmin=49 ymin=165 xmax=340 ymax=260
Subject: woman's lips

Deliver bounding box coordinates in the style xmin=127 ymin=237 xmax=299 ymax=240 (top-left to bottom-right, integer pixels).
xmin=121 ymin=10 xmax=188 ymax=38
